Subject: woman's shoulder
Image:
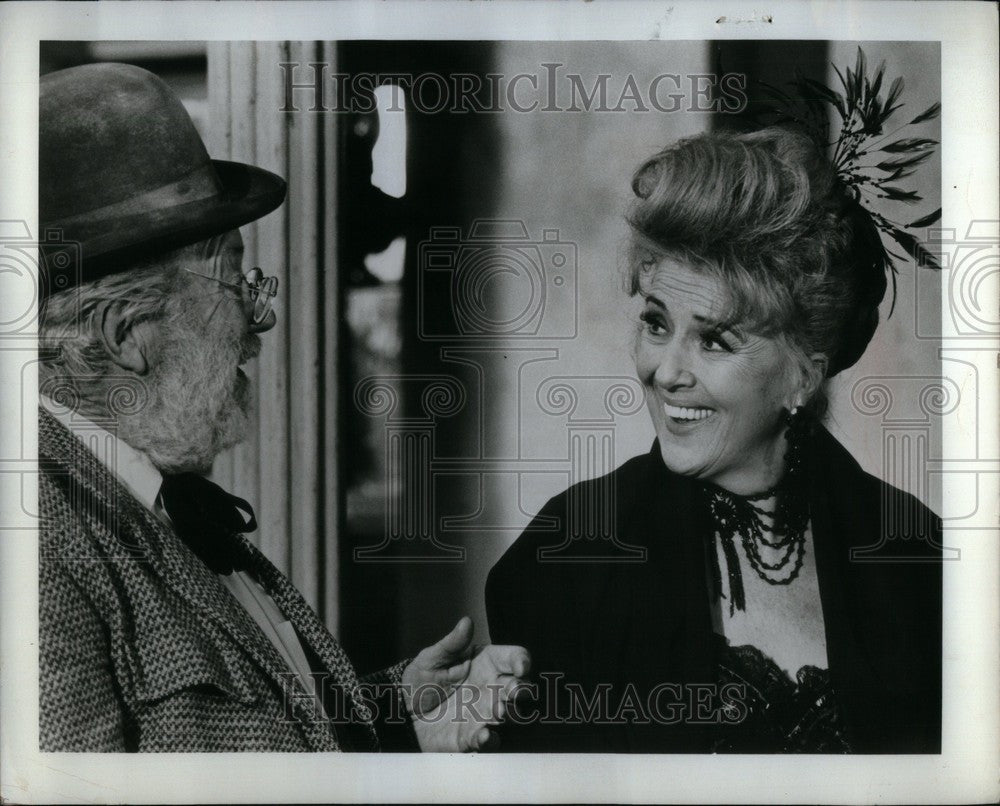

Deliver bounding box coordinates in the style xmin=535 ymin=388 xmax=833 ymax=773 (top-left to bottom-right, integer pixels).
xmin=487 ymin=445 xmax=668 ymax=580
xmin=814 ymin=426 xmax=939 ymax=512
xmin=485 ymin=446 xmax=671 ymax=642
xmin=546 ymin=446 xmax=665 ymax=507
xmin=512 ymin=444 xmax=665 ymax=530
xmin=812 ymin=425 xmax=942 ymax=558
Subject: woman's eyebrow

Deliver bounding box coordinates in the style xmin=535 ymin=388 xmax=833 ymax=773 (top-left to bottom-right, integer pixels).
xmin=691 ymin=313 xmax=729 ymax=328
xmin=643 ymin=296 xmax=739 ymax=332
xmin=695 ymin=315 xmax=745 ymax=338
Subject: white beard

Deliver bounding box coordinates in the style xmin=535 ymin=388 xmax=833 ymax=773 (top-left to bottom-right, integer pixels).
xmin=116 ymin=307 xmax=260 ymax=474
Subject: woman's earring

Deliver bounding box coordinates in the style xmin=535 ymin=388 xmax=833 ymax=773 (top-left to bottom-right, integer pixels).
xmin=777 ymin=404 xmax=813 ymax=541
xmin=783 ymin=404 xmax=810 ymax=481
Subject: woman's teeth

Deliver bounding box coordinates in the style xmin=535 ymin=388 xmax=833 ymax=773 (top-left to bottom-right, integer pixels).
xmin=664 ymin=404 xmax=713 ymax=421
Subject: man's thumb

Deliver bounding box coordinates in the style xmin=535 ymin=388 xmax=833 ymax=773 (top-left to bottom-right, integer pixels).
xmin=431 ymin=615 xmax=475 ymax=660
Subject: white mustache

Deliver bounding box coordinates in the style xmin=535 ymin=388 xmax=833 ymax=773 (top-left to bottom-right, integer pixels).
xmin=239 ymin=335 xmax=262 ymax=363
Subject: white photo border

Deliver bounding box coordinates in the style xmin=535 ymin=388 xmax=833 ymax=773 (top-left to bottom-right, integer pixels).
xmin=1 ymin=1 xmax=997 ymax=804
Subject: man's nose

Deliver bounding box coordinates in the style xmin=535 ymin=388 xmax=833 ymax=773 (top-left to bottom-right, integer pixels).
xmin=248 ymin=307 xmax=276 ymax=334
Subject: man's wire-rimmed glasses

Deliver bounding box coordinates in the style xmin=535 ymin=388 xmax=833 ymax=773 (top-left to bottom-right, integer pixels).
xmin=183 ymin=267 xmax=279 ymax=324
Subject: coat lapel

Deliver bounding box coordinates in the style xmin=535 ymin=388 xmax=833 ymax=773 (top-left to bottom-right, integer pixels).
xmin=39 ymin=409 xmax=342 ymax=750
xmin=635 ymin=442 xmax=714 ymax=678
xmin=238 ymin=540 xmax=380 ymax=750
xmin=574 ymin=443 xmax=716 ymax=751
xmin=577 ymin=444 xmax=715 ymax=693
xmin=146 ymin=513 xmax=344 ymax=750
xmin=808 ymin=427 xmax=883 ymax=750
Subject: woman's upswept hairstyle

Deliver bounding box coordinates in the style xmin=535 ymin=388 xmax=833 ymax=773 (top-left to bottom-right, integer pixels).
xmin=627 ymin=127 xmax=890 ymax=406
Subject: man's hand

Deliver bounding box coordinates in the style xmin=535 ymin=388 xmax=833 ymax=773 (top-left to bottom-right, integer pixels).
xmin=402 ymin=616 xmax=530 ymax=752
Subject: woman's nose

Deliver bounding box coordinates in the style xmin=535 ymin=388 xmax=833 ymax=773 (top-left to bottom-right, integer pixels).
xmin=652 ymin=342 xmax=696 ymax=391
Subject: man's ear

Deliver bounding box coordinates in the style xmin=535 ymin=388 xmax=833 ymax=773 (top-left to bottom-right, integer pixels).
xmin=95 ymin=300 xmax=159 ymax=374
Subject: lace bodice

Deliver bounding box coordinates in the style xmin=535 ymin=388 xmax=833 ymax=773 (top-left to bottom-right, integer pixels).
xmin=711 ymin=637 xmax=852 ymax=753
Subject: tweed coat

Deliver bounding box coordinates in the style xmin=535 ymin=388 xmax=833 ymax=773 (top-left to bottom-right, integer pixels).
xmin=39 ymin=408 xmax=412 ymax=752
xmin=487 ymin=427 xmax=943 ymax=753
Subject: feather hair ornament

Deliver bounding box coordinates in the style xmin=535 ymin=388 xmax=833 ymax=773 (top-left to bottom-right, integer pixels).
xmin=754 ymin=47 xmax=942 ymax=312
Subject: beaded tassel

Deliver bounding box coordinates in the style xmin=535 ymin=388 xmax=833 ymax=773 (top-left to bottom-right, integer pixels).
xmin=704 ymin=407 xmax=812 ymax=614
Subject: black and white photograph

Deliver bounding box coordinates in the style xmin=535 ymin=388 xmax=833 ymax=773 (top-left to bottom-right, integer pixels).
xmin=1 ymin=2 xmax=997 ymax=803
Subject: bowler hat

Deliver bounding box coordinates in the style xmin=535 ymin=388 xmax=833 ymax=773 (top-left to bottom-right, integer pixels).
xmin=39 ymin=62 xmax=286 ymax=293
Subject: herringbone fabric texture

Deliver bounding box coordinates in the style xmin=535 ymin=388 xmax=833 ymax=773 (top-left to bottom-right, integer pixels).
xmin=38 ymin=408 xmax=393 ymax=752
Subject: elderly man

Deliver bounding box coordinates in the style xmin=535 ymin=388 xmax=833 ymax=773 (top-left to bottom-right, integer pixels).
xmin=37 ymin=62 xmax=528 ymax=752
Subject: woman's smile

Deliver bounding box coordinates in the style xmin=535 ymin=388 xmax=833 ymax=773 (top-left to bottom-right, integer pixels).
xmin=662 ymin=402 xmax=716 ymax=423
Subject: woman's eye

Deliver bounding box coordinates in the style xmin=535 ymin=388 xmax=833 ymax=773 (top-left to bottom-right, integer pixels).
xmin=702 ymin=332 xmax=733 ymax=352
xmin=639 ymin=311 xmax=666 ymax=335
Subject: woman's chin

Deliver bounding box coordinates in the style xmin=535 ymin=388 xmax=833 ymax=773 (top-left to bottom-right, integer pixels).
xmin=656 ymin=441 xmax=703 ymax=480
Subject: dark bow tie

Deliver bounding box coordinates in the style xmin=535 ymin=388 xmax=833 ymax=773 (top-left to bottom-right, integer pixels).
xmin=158 ymin=473 xmax=258 ymax=575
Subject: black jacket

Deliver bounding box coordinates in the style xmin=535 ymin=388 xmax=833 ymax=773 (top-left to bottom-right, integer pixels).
xmin=486 ymin=428 xmax=942 ymax=753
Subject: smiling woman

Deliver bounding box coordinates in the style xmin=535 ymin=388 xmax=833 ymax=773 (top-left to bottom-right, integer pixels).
xmin=486 ymin=125 xmax=943 ymax=754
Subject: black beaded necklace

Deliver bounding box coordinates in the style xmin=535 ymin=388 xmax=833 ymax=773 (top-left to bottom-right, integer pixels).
xmin=704 ymin=408 xmax=812 ymax=615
